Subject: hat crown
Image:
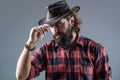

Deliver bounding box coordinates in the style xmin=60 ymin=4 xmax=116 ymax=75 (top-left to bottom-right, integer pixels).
xmin=46 ymin=0 xmax=70 ymax=19
xmin=38 ymin=0 xmax=80 ymax=25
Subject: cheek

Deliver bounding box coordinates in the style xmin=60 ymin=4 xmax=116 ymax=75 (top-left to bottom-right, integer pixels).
xmin=63 ymin=23 xmax=71 ymax=32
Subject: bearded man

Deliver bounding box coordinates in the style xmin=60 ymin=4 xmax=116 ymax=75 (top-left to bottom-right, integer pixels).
xmin=16 ymin=0 xmax=112 ymax=80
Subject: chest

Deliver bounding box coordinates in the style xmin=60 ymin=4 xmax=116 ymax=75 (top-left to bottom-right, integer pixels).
xmin=46 ymin=47 xmax=94 ymax=73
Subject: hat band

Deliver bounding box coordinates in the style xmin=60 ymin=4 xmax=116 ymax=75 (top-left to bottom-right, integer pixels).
xmin=46 ymin=15 xmax=59 ymax=22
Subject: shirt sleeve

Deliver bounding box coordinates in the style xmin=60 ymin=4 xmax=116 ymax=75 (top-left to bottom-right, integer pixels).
xmin=94 ymin=46 xmax=112 ymax=80
xmin=27 ymin=45 xmax=47 ymax=79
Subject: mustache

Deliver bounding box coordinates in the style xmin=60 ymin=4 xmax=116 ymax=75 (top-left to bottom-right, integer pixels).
xmin=54 ymin=32 xmax=62 ymax=36
xmin=53 ymin=32 xmax=63 ymax=37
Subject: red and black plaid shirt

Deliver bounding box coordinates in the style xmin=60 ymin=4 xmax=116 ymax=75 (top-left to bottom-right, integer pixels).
xmin=27 ymin=33 xmax=112 ymax=80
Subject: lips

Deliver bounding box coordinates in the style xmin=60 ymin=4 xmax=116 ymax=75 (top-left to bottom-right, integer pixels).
xmin=54 ymin=32 xmax=62 ymax=38
xmin=53 ymin=32 xmax=63 ymax=39
xmin=53 ymin=34 xmax=60 ymax=39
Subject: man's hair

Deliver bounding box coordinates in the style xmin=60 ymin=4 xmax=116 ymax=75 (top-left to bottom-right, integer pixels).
xmin=73 ymin=12 xmax=82 ymax=32
xmin=65 ymin=12 xmax=82 ymax=32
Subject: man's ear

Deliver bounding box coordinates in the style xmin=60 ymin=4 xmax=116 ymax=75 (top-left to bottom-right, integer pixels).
xmin=69 ymin=16 xmax=75 ymax=26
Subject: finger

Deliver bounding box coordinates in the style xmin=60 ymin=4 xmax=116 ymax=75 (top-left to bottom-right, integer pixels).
xmin=44 ymin=24 xmax=50 ymax=28
xmin=40 ymin=27 xmax=46 ymax=35
xmin=44 ymin=24 xmax=50 ymax=31
xmin=38 ymin=24 xmax=49 ymax=33
xmin=36 ymin=27 xmax=47 ymax=36
xmin=32 ymin=27 xmax=41 ymax=33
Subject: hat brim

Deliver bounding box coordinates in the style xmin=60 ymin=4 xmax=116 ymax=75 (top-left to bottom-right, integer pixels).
xmin=38 ymin=6 xmax=80 ymax=25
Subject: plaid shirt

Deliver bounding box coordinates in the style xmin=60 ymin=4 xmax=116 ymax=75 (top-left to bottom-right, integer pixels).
xmin=27 ymin=33 xmax=112 ymax=80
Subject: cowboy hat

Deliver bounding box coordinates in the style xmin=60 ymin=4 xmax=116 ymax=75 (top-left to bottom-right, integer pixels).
xmin=38 ymin=0 xmax=80 ymax=25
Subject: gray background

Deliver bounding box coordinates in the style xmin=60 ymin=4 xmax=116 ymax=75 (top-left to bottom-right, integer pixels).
xmin=0 ymin=0 xmax=120 ymax=80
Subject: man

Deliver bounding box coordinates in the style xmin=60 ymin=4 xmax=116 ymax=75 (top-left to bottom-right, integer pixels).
xmin=16 ymin=0 xmax=112 ymax=80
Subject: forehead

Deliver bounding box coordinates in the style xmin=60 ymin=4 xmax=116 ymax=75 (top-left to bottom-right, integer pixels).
xmin=56 ymin=18 xmax=68 ymax=24
xmin=50 ymin=18 xmax=68 ymax=28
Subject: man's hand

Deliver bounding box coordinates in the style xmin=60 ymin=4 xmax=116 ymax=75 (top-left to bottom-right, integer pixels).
xmin=26 ymin=24 xmax=49 ymax=48
xmin=15 ymin=24 xmax=49 ymax=80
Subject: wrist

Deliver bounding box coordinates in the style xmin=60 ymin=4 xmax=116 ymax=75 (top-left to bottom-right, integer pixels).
xmin=26 ymin=40 xmax=36 ymax=49
xmin=25 ymin=44 xmax=36 ymax=51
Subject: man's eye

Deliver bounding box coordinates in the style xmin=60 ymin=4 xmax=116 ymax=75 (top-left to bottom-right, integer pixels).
xmin=57 ymin=22 xmax=63 ymax=27
xmin=57 ymin=22 xmax=62 ymax=25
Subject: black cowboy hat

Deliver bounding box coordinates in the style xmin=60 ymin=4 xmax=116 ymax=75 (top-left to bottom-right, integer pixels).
xmin=38 ymin=0 xmax=80 ymax=25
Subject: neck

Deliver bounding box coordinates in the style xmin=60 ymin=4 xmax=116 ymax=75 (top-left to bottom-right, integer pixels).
xmin=70 ymin=31 xmax=77 ymax=45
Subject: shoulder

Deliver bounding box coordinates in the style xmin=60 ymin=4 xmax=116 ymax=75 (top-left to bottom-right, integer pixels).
xmin=80 ymin=35 xmax=104 ymax=49
xmin=78 ymin=35 xmax=106 ymax=56
xmin=38 ymin=40 xmax=55 ymax=51
xmin=42 ymin=40 xmax=55 ymax=47
xmin=82 ymin=36 xmax=107 ymax=57
xmin=35 ymin=40 xmax=54 ymax=54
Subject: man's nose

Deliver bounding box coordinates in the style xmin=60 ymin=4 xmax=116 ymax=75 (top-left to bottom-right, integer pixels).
xmin=53 ymin=25 xmax=59 ymax=33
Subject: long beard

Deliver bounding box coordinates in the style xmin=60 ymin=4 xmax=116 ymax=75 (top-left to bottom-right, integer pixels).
xmin=53 ymin=26 xmax=73 ymax=49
